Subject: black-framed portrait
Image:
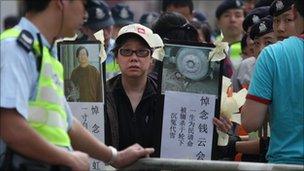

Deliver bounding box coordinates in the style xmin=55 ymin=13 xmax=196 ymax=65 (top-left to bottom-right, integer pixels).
xmin=57 ymin=41 xmax=104 ymax=103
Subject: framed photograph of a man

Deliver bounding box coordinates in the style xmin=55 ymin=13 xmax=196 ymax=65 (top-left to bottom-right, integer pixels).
xmin=58 ymin=41 xmax=104 ymax=102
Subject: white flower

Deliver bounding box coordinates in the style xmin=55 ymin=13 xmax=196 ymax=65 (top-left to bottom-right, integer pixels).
xmin=152 ymin=47 xmax=165 ymax=61
xmin=208 ymin=40 xmax=229 ymax=62
xmin=94 ymin=30 xmax=107 ymax=63
xmin=218 ymin=76 xmax=248 ymax=146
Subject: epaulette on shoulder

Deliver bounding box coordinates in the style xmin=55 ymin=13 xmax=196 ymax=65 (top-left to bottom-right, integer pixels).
xmin=17 ymin=30 xmax=34 ymax=53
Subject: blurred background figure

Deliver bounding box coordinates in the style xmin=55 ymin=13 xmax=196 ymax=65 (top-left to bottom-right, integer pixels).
xmin=162 ymin=0 xmax=194 ymax=21
xmin=190 ymin=20 xmax=212 ymax=43
xmin=242 ymin=0 xmax=258 ymax=15
xmin=191 ymin=10 xmax=213 ymax=43
xmin=3 ymin=15 xmax=19 ymax=30
xmin=78 ymin=0 xmax=119 ymax=80
xmin=193 ymin=10 xmax=207 ymax=23
xmin=240 ymin=34 xmax=254 ymax=59
xmin=111 ymin=3 xmax=134 ymax=39
xmin=254 ymin=0 xmax=274 ymax=8
xmin=139 ymin=12 xmax=160 ymax=29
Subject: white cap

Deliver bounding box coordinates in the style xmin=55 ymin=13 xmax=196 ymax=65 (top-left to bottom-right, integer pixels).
xmin=116 ymin=23 xmax=164 ymax=49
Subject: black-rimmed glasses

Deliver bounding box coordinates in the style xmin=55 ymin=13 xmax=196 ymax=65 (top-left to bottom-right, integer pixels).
xmin=119 ymin=48 xmax=151 ymax=58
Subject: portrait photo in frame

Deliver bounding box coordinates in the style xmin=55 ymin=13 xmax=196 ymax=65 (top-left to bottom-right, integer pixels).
xmin=58 ymin=41 xmax=104 ymax=103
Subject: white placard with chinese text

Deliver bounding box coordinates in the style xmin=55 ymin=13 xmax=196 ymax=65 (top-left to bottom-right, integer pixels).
xmin=161 ymin=91 xmax=216 ymax=160
xmin=69 ymin=102 xmax=105 ymax=171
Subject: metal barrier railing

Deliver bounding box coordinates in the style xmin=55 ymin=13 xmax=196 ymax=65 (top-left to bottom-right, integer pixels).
xmin=123 ymin=158 xmax=303 ymax=171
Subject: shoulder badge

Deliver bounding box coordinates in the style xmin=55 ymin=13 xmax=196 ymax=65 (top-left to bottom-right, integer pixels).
xmin=17 ymin=30 xmax=34 ymax=53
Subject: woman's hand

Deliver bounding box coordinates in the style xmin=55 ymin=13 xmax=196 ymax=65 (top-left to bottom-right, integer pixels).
xmin=213 ymin=115 xmax=233 ymax=133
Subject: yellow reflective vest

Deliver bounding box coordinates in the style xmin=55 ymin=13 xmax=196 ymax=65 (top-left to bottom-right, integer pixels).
xmin=1 ymin=28 xmax=71 ymax=147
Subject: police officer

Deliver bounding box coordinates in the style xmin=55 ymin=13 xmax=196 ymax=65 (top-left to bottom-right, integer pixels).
xmin=78 ymin=0 xmax=120 ymax=80
xmin=139 ymin=12 xmax=160 ymax=29
xmin=0 ymin=0 xmax=154 ymax=170
xmin=269 ymin=0 xmax=297 ymax=40
xmin=162 ymin=0 xmax=194 ymax=21
xmin=111 ymin=3 xmax=134 ymax=39
xmin=231 ymin=6 xmax=270 ymax=92
xmin=242 ymin=6 xmax=270 ymax=58
xmin=215 ymin=0 xmax=245 ymax=70
xmin=243 ymin=6 xmax=270 ymax=34
xmin=249 ymin=16 xmax=277 ymax=56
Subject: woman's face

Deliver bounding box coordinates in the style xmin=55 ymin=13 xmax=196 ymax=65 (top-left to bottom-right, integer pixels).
xmin=253 ymin=32 xmax=277 ymax=57
xmin=116 ymin=39 xmax=152 ymax=79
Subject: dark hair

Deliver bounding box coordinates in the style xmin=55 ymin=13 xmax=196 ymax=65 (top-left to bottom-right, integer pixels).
xmin=4 ymin=16 xmax=20 ymax=30
xmin=295 ymin=0 xmax=304 ymax=18
xmin=76 ymin=46 xmax=89 ymax=58
xmin=254 ymin=0 xmax=274 ymax=8
xmin=24 ymin=0 xmax=52 ymax=13
xmin=112 ymin=33 xmax=151 ymax=58
xmin=152 ymin=12 xmax=199 ymax=42
xmin=190 ymin=20 xmax=212 ymax=43
xmin=162 ymin=0 xmax=193 ymax=12
xmin=241 ymin=34 xmax=248 ymax=52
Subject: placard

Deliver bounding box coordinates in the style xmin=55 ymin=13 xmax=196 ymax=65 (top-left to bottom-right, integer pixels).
xmin=58 ymin=41 xmax=106 ymax=171
xmin=161 ymin=91 xmax=216 ymax=160
xmin=160 ymin=40 xmax=222 ymax=160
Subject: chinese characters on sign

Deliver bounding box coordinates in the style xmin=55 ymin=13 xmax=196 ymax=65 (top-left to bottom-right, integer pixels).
xmin=69 ymin=102 xmax=104 ymax=171
xmin=161 ymin=91 xmax=216 ymax=160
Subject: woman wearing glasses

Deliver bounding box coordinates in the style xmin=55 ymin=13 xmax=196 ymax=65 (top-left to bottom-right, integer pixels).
xmin=105 ymin=24 xmax=163 ymax=157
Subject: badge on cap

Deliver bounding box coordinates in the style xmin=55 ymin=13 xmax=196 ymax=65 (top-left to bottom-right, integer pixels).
xmin=236 ymin=0 xmax=242 ymax=7
xmin=96 ymin=8 xmax=105 ymax=19
xmin=259 ymin=22 xmax=267 ymax=33
xmin=252 ymin=15 xmax=260 ymax=24
xmin=146 ymin=14 xmax=154 ymax=24
xmin=275 ymin=1 xmax=284 ymax=11
xmin=119 ymin=8 xmax=129 ymax=19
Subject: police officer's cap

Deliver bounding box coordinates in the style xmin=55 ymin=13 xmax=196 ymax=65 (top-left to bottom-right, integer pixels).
xmin=254 ymin=0 xmax=274 ymax=8
xmin=193 ymin=10 xmax=207 ymax=23
xmin=243 ymin=6 xmax=270 ymax=32
xmin=249 ymin=16 xmax=273 ymax=40
xmin=216 ymin=0 xmax=244 ymax=19
xmin=269 ymin=0 xmax=294 ymax=17
xmin=111 ymin=3 xmax=134 ymax=26
xmin=139 ymin=12 xmax=159 ymax=28
xmin=85 ymin=0 xmax=114 ymax=30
